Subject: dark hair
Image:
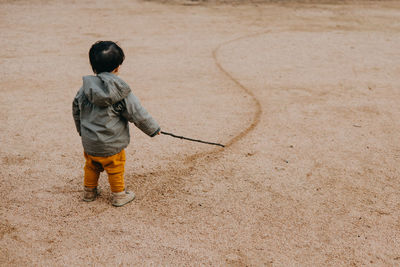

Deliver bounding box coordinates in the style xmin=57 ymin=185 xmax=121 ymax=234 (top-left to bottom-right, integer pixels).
xmin=89 ymin=41 xmax=125 ymax=74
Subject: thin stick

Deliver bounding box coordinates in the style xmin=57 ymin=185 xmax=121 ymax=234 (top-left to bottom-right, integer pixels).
xmin=161 ymin=131 xmax=225 ymax=148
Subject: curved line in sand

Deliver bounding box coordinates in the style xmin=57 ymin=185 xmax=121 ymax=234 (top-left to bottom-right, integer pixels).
xmin=212 ymin=32 xmax=266 ymax=148
xmin=183 ymin=32 xmax=266 ymax=163
xmin=139 ymin=31 xmax=269 ymax=203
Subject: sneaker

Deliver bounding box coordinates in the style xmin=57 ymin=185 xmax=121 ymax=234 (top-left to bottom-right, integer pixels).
xmin=83 ymin=187 xmax=100 ymax=202
xmin=112 ymin=190 xmax=135 ymax=207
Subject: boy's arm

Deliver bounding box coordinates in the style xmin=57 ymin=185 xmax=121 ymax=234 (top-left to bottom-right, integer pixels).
xmin=72 ymin=92 xmax=81 ymax=136
xmin=121 ymin=92 xmax=160 ymax=137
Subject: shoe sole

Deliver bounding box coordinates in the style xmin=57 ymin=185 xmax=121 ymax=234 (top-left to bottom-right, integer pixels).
xmin=112 ymin=194 xmax=135 ymax=207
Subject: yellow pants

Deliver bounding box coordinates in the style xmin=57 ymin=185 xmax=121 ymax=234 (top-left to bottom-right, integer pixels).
xmin=84 ymin=150 xmax=125 ymax=193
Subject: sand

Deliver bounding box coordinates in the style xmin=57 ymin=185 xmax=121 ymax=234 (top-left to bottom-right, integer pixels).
xmin=1 ymin=0 xmax=399 ymax=265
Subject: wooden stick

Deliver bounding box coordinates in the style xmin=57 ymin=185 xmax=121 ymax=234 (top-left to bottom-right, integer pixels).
xmin=161 ymin=131 xmax=225 ymax=148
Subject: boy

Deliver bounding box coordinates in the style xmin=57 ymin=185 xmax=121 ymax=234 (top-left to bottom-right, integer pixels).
xmin=72 ymin=41 xmax=160 ymax=207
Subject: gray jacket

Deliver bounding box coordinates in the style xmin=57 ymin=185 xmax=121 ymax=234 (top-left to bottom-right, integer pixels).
xmin=72 ymin=72 xmax=160 ymax=157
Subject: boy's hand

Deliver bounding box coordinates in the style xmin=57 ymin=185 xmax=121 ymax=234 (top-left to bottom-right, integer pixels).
xmin=150 ymin=128 xmax=161 ymax=137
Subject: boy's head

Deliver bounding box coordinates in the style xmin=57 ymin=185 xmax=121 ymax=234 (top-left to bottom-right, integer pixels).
xmin=89 ymin=41 xmax=125 ymax=74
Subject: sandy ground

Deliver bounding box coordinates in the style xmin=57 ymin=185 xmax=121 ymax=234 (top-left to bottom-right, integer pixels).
xmin=1 ymin=0 xmax=400 ymax=265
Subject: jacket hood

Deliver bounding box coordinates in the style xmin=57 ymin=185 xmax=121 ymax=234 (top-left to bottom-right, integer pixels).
xmin=82 ymin=72 xmax=131 ymax=107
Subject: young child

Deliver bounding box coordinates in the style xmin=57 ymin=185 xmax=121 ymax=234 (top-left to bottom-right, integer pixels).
xmin=72 ymin=41 xmax=160 ymax=207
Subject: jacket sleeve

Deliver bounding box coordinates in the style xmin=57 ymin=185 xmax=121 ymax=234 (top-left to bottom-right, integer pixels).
xmin=72 ymin=91 xmax=82 ymax=136
xmin=121 ymin=92 xmax=160 ymax=137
